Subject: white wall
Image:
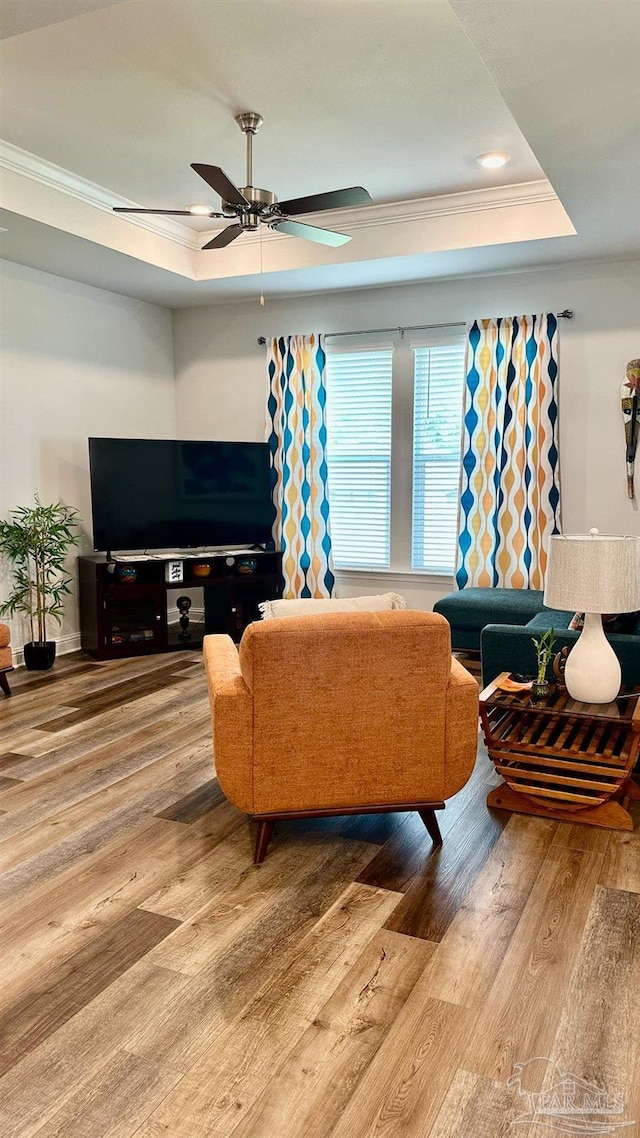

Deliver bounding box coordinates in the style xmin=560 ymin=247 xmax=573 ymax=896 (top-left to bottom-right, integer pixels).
xmin=2 ymin=256 xmax=638 ymax=659
xmin=172 ymin=258 xmax=640 ymax=607
xmin=1 ymin=261 xmax=175 ymax=652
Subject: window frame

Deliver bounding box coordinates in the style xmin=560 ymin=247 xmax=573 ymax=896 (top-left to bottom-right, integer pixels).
xmin=410 ymin=337 xmax=467 ymax=576
xmin=325 ymin=331 xmax=466 ymax=580
xmin=325 ymin=342 xmax=394 ymax=572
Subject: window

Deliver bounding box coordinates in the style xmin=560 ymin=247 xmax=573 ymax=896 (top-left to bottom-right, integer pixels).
xmin=411 ymin=342 xmax=466 ymax=574
xmin=325 ymin=348 xmax=393 ymax=569
xmin=325 ymin=336 xmax=466 ymax=576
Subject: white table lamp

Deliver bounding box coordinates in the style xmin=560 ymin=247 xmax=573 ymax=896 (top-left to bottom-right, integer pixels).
xmin=544 ymin=530 xmax=640 ymax=704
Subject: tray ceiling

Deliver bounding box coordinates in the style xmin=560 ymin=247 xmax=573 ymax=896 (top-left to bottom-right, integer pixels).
xmin=1 ymin=0 xmax=637 ymax=305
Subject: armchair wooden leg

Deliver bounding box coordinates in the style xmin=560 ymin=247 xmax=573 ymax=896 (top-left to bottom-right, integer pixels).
xmin=254 ymin=820 xmax=275 ymax=864
xmin=0 ymin=671 xmax=12 ymax=697
xmin=419 ymin=808 xmax=443 ymax=847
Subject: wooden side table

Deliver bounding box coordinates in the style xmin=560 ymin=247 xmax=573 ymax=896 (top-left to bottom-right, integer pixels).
xmin=480 ymin=673 xmax=640 ymax=831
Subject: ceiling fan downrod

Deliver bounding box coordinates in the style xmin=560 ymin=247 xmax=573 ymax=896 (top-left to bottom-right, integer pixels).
xmin=232 ymin=112 xmax=276 ymax=230
xmin=235 ymin=111 xmax=263 ymax=187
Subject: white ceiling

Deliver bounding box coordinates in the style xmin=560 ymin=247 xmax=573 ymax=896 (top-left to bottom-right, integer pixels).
xmin=1 ymin=0 xmax=544 ymax=205
xmin=1 ymin=0 xmax=639 ymax=306
xmin=449 ymin=0 xmax=640 ymax=261
xmin=0 ymin=0 xmax=126 ymax=39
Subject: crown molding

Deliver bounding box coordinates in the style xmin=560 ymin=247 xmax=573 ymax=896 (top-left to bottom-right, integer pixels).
xmin=345 ymin=179 xmax=557 ymax=227
xmin=1 ymin=139 xmax=560 ymax=256
xmin=200 ymin=178 xmax=560 ymax=247
xmin=0 ymin=138 xmax=199 ymax=250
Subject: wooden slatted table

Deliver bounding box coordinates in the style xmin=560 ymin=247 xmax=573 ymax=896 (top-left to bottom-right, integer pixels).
xmin=480 ymin=673 xmax=640 ymax=831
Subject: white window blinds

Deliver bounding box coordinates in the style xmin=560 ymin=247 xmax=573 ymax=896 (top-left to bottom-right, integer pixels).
xmin=412 ymin=342 xmax=466 ymax=574
xmin=325 ymin=348 xmax=393 ymax=569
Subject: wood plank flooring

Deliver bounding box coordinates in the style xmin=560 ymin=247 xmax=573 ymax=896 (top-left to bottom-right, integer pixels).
xmin=1 ymin=650 xmax=639 ymax=1138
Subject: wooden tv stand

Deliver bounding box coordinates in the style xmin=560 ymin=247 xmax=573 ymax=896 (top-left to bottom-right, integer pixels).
xmin=78 ymin=550 xmax=283 ymax=660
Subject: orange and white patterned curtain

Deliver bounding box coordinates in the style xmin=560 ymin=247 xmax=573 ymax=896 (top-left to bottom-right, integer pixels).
xmin=456 ymin=314 xmax=561 ymax=590
xmin=266 ymin=334 xmax=335 ymax=598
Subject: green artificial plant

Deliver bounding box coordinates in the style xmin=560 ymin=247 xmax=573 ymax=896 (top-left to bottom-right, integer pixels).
xmin=531 ymin=627 xmax=556 ymax=684
xmin=0 ymin=497 xmax=81 ymax=645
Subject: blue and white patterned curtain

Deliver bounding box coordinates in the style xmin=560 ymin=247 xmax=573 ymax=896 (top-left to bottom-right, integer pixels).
xmin=266 ymin=334 xmax=335 ymax=598
xmin=456 ymin=314 xmax=561 ymax=590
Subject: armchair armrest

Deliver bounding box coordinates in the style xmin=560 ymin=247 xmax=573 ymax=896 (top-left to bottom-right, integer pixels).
xmin=444 ymin=657 xmax=480 ymax=798
xmin=203 ymin=635 xmax=253 ymax=812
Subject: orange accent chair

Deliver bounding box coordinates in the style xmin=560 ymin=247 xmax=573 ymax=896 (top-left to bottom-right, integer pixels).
xmin=203 ymin=610 xmax=479 ymax=862
xmin=0 ymin=623 xmax=13 ymax=696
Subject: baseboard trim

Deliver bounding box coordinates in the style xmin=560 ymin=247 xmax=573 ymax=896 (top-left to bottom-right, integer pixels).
xmin=11 ymin=633 xmax=82 ymax=668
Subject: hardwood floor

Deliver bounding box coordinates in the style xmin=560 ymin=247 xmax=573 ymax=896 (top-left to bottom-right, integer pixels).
xmin=1 ymin=651 xmax=638 ymax=1138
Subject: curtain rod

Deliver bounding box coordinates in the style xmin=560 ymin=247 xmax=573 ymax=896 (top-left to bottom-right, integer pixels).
xmin=256 ymin=310 xmax=574 ymax=346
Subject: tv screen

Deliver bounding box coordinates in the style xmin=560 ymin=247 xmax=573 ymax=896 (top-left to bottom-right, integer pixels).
xmin=89 ymin=438 xmax=275 ymax=552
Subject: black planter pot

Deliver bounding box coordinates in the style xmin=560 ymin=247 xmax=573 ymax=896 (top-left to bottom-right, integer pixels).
xmin=23 ymin=641 xmax=57 ymax=671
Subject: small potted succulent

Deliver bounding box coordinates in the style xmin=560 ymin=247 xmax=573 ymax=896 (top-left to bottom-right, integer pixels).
xmin=0 ymin=497 xmax=80 ymax=670
xmin=531 ymin=627 xmax=556 ymax=703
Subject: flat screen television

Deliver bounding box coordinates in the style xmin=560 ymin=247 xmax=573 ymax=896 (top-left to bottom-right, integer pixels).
xmin=89 ymin=438 xmax=275 ymax=552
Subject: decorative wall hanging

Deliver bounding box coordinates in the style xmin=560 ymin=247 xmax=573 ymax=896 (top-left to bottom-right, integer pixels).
xmin=621 ymin=358 xmax=640 ymax=500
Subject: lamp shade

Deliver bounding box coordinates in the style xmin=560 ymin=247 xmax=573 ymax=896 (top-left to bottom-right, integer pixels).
xmin=544 ymin=532 xmax=640 ymax=613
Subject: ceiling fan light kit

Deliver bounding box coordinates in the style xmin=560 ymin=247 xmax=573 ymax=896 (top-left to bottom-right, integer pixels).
xmin=113 ymin=112 xmax=372 ymax=249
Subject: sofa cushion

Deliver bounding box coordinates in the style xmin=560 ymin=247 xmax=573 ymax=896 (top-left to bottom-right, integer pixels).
xmin=569 ymin=610 xmax=640 ymax=634
xmin=259 ymin=592 xmax=407 ymax=619
xmin=612 ymin=611 xmax=640 ymax=634
xmin=434 ymin=588 xmax=544 ymax=631
xmin=0 ymin=624 xmax=11 ymax=649
xmin=526 ymin=608 xmax=574 ymax=631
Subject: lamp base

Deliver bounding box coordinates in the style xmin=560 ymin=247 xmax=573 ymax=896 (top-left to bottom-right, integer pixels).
xmin=564 ymin=612 xmax=621 ymax=704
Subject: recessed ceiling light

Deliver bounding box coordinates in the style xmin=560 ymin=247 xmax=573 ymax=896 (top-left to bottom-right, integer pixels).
xmin=187 ymin=203 xmax=212 ymax=216
xmin=476 ymin=151 xmax=511 ymax=169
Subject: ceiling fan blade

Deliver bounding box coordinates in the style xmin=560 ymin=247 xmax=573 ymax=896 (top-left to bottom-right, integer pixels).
xmin=113 ymin=207 xmax=225 ymax=217
xmin=273 ymin=219 xmax=351 ymax=247
xmin=276 ymin=186 xmax=371 ymax=216
xmin=201 ymin=224 xmax=244 ymax=250
xmin=191 ymin=164 xmax=250 ymax=208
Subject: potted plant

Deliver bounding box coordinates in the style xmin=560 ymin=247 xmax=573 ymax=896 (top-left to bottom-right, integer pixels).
xmin=0 ymin=497 xmax=81 ymax=670
xmin=531 ymin=627 xmax=556 ymax=703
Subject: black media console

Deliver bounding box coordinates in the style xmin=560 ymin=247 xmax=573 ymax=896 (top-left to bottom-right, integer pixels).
xmin=78 ymin=549 xmax=283 ymax=660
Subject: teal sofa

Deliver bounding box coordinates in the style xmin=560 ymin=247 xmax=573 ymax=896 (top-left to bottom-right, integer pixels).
xmin=433 ymin=586 xmax=640 ymax=690
xmin=481 ymin=607 xmax=640 ymax=689
xmin=433 ymin=588 xmax=544 ymax=653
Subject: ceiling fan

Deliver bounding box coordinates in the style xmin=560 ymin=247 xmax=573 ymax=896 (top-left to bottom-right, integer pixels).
xmin=113 ymin=112 xmax=372 ymax=250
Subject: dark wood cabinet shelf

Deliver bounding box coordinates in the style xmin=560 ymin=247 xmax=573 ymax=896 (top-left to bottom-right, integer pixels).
xmin=78 ymin=551 xmax=283 ymax=660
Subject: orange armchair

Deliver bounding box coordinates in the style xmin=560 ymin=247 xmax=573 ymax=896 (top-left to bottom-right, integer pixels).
xmin=203 ymin=610 xmax=479 ymax=862
xmin=0 ymin=623 xmax=13 ymax=697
